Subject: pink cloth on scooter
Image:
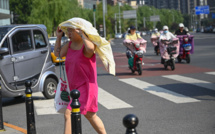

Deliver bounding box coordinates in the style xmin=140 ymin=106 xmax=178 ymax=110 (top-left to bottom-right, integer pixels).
xmin=159 ymin=38 xmax=180 ymax=60
xmin=123 ymin=39 xmax=147 ymax=53
xmin=65 ymin=41 xmax=98 ymax=115
xmin=151 ymin=34 xmax=160 ymax=47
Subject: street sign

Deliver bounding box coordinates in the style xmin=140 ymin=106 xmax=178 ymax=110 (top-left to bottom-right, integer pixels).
xmin=123 ymin=10 xmax=136 ymax=19
xmin=150 ymin=15 xmax=160 ymax=22
xmin=195 ymin=6 xmax=210 ymax=15
xmin=212 ymin=13 xmax=215 ymax=19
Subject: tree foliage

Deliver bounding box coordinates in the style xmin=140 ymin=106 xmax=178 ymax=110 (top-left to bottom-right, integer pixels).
xmin=10 ymin=0 xmax=33 ymax=24
xmin=10 ymin=0 xmax=185 ymax=38
xmin=28 ymin=0 xmax=88 ymax=35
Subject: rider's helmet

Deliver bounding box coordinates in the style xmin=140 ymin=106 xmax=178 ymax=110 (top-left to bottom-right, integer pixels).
xmin=154 ymin=28 xmax=158 ymax=33
xmin=179 ymin=23 xmax=184 ymax=28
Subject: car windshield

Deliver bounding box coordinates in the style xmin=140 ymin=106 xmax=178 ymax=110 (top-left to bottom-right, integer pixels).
xmin=0 ymin=27 xmax=13 ymax=42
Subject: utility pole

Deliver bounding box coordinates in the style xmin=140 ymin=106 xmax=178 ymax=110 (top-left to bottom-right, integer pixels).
xmin=143 ymin=17 xmax=145 ymax=29
xmin=115 ymin=13 xmax=117 ymax=34
xmin=93 ymin=4 xmax=96 ymax=28
xmin=153 ymin=9 xmax=155 ymax=28
xmin=118 ymin=2 xmax=121 ymax=34
xmin=102 ymin=0 xmax=106 ymax=38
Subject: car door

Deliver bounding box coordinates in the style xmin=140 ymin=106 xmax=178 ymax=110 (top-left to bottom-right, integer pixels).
xmin=9 ymin=28 xmax=48 ymax=90
xmin=0 ymin=38 xmax=17 ymax=90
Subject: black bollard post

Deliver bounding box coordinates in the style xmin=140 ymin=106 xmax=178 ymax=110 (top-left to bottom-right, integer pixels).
xmin=123 ymin=114 xmax=139 ymax=134
xmin=70 ymin=89 xmax=82 ymax=134
xmin=0 ymin=82 xmax=5 ymax=132
xmin=25 ymin=80 xmax=36 ymax=134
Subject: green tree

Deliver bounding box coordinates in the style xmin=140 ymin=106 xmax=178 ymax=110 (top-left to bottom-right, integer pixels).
xmin=10 ymin=0 xmax=33 ymax=24
xmin=28 ymin=0 xmax=90 ymax=36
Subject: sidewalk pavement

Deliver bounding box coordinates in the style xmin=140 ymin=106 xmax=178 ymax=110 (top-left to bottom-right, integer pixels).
xmin=0 ymin=123 xmax=26 ymax=134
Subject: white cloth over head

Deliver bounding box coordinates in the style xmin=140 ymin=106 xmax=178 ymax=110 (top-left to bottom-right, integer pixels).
xmin=59 ymin=17 xmax=115 ymax=76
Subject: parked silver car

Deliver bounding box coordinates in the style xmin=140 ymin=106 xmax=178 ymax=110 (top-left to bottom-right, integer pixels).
xmin=0 ymin=24 xmax=58 ymax=99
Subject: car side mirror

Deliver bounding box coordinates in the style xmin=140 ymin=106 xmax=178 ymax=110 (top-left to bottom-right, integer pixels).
xmin=0 ymin=47 xmax=9 ymax=59
xmin=0 ymin=47 xmax=9 ymax=54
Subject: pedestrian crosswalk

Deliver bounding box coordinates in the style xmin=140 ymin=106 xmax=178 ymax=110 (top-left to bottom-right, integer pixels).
xmin=119 ymin=78 xmax=200 ymax=104
xmin=98 ymin=87 xmax=133 ymax=109
xmin=205 ymin=71 xmax=215 ymax=75
xmin=33 ymin=72 xmax=215 ymax=115
xmin=162 ymin=74 xmax=215 ymax=91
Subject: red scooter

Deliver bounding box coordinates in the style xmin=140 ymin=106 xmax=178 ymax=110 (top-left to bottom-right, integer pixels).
xmin=176 ymin=35 xmax=194 ymax=63
xmin=123 ymin=39 xmax=147 ymax=75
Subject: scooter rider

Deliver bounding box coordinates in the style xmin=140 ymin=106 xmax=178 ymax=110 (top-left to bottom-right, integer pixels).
xmin=159 ymin=25 xmax=176 ymax=64
xmin=151 ymin=28 xmax=160 ymax=55
xmin=153 ymin=28 xmax=160 ymax=36
xmin=125 ymin=25 xmax=143 ymax=69
xmin=175 ymin=23 xmax=190 ymax=35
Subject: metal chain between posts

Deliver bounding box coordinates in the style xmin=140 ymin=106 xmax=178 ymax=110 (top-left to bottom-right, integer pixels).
xmin=70 ymin=89 xmax=82 ymax=134
xmin=0 ymin=82 xmax=5 ymax=132
xmin=25 ymin=80 xmax=36 ymax=134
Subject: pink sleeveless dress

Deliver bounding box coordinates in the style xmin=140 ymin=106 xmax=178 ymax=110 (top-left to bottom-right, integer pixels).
xmin=65 ymin=41 xmax=98 ymax=115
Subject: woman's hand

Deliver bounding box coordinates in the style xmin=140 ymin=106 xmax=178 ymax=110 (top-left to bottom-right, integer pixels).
xmin=75 ymin=29 xmax=87 ymax=39
xmin=56 ymin=27 xmax=64 ymax=38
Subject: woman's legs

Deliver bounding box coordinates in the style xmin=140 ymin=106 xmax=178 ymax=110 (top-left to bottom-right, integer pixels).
xmin=64 ymin=110 xmax=106 ymax=134
xmin=64 ymin=109 xmax=72 ymax=134
xmin=84 ymin=112 xmax=107 ymax=134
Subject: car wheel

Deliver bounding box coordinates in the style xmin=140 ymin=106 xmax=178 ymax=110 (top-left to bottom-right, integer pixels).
xmin=43 ymin=78 xmax=57 ymax=99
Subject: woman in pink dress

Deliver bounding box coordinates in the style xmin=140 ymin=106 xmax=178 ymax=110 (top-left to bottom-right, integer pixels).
xmin=54 ymin=26 xmax=106 ymax=134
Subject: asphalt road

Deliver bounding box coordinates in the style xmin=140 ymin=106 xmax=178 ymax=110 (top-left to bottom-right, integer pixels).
xmin=2 ymin=32 xmax=215 ymax=134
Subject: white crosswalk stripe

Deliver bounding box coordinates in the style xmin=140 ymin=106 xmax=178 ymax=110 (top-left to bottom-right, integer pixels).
xmin=205 ymin=71 xmax=215 ymax=75
xmin=33 ymin=87 xmax=133 ymax=115
xmin=33 ymin=92 xmax=59 ymax=115
xmin=162 ymin=75 xmax=215 ymax=91
xmin=119 ymin=78 xmax=200 ymax=104
xmin=98 ymin=87 xmax=133 ymax=109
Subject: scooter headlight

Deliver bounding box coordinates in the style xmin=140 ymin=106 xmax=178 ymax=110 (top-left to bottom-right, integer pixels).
xmin=135 ymin=44 xmax=140 ymax=48
xmin=184 ymin=37 xmax=188 ymax=43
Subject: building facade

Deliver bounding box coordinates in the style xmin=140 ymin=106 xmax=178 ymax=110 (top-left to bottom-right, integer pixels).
xmin=0 ymin=0 xmax=10 ymax=26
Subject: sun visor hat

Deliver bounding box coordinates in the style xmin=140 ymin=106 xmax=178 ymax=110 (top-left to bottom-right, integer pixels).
xmin=130 ymin=26 xmax=136 ymax=30
xmin=179 ymin=23 xmax=184 ymax=28
xmin=163 ymin=26 xmax=169 ymax=30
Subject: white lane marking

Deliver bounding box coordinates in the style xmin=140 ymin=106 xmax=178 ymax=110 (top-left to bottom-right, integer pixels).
xmin=33 ymin=92 xmax=44 ymax=97
xmin=205 ymin=72 xmax=215 ymax=75
xmin=33 ymin=88 xmax=133 ymax=115
xmin=162 ymin=75 xmax=215 ymax=91
xmin=98 ymin=87 xmax=133 ymax=109
xmin=119 ymin=78 xmax=200 ymax=104
xmin=34 ymin=99 xmax=59 ymax=115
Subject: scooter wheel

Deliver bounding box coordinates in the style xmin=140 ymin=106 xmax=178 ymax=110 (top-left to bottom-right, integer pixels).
xmin=130 ymin=67 xmax=135 ymax=73
xmin=186 ymin=54 xmax=190 ymax=63
xmin=156 ymin=51 xmax=159 ymax=56
xmin=171 ymin=60 xmax=175 ymax=70
xmin=137 ymin=63 xmax=142 ymax=75
xmin=177 ymin=56 xmax=181 ymax=63
xmin=164 ymin=63 xmax=168 ymax=70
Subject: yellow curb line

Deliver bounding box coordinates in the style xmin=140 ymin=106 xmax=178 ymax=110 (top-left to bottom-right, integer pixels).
xmin=3 ymin=122 xmax=27 ymax=134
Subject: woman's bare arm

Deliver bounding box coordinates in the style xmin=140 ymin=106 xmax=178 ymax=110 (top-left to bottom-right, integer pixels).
xmin=54 ymin=28 xmax=69 ymax=58
xmin=76 ymin=30 xmax=95 ymax=58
